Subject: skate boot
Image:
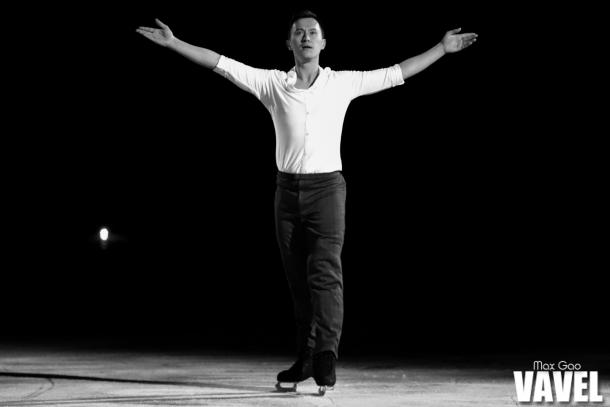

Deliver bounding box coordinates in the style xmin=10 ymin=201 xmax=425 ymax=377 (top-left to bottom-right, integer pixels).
xmin=313 ymin=350 xmax=336 ymax=395
xmin=275 ymin=348 xmax=313 ymax=392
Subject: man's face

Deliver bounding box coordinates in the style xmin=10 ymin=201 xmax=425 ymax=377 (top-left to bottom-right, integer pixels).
xmin=287 ymin=18 xmax=326 ymax=61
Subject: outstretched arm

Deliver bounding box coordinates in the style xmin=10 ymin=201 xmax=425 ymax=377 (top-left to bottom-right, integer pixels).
xmin=136 ymin=19 xmax=221 ymax=69
xmin=399 ymin=28 xmax=477 ymax=80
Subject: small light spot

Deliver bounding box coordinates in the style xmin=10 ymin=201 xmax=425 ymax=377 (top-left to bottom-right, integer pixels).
xmin=100 ymin=227 xmax=109 ymax=241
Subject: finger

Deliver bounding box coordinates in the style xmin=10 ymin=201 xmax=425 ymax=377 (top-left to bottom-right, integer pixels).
xmin=137 ymin=26 xmax=155 ymax=33
xmin=136 ymin=30 xmax=156 ymax=40
xmin=447 ymin=27 xmax=462 ymax=35
xmin=462 ymin=39 xmax=476 ymax=49
xmin=155 ymin=18 xmax=168 ymax=29
xmin=461 ymin=33 xmax=478 ymax=41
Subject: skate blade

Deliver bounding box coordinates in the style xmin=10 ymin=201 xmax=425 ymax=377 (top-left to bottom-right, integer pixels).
xmin=275 ymin=382 xmax=298 ymax=392
xmin=318 ymin=385 xmax=334 ymax=396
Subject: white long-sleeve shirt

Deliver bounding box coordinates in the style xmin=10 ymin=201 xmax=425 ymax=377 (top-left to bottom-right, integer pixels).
xmin=213 ymin=55 xmax=404 ymax=174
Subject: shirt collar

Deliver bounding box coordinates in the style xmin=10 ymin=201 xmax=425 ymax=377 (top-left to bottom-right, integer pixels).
xmin=286 ymin=66 xmax=324 ymax=90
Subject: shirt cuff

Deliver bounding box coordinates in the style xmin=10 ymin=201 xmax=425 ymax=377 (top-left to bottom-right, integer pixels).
xmin=391 ymin=64 xmax=405 ymax=86
xmin=212 ymin=55 xmax=226 ymax=74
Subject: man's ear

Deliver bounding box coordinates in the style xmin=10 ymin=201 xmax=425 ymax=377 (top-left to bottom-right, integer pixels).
xmin=286 ymin=40 xmax=292 ymax=51
xmin=321 ymin=38 xmax=326 ymax=50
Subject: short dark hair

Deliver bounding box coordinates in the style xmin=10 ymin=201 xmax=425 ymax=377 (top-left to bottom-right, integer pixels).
xmin=287 ymin=9 xmax=325 ymax=39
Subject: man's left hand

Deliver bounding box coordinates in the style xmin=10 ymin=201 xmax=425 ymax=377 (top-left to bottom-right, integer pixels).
xmin=442 ymin=28 xmax=478 ymax=53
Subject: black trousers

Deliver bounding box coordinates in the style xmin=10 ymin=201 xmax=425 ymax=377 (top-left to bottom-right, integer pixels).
xmin=275 ymin=171 xmax=346 ymax=359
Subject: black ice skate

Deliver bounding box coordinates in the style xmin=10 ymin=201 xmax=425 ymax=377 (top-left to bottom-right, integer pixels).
xmin=275 ymin=349 xmax=313 ymax=392
xmin=313 ymin=350 xmax=336 ymax=395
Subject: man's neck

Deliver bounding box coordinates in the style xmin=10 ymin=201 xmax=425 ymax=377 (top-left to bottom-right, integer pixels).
xmin=294 ymin=59 xmax=320 ymax=89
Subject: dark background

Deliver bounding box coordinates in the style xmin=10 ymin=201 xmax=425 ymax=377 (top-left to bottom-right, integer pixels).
xmin=3 ymin=2 xmax=605 ymax=357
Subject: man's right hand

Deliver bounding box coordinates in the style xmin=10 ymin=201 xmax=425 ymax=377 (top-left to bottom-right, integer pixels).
xmin=136 ymin=19 xmax=174 ymax=47
xmin=135 ymin=18 xmax=221 ymax=69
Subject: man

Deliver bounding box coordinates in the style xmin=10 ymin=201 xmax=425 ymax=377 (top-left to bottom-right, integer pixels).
xmin=136 ymin=10 xmax=477 ymax=392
